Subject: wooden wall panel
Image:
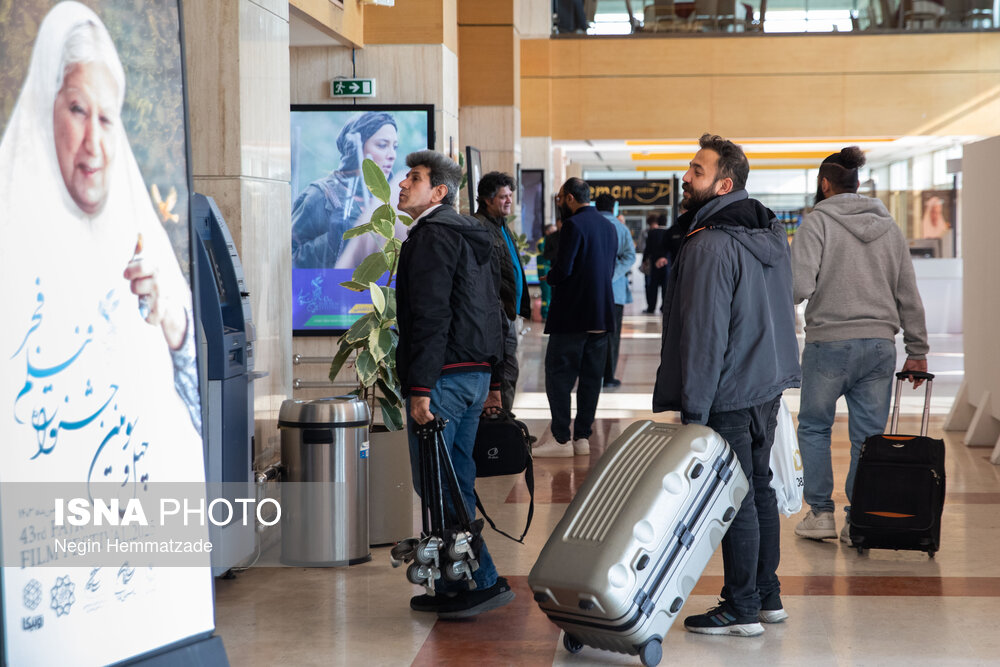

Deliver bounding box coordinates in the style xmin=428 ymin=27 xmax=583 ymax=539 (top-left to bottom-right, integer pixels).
xmin=522 ymin=33 xmax=1000 ymax=139
xmin=458 ymin=1 xmax=514 ymax=25
xmin=459 ymin=26 xmax=517 ymax=106
xmin=364 ymin=0 xmax=457 ymax=53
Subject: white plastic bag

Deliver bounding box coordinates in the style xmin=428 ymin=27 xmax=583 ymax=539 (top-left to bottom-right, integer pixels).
xmin=770 ymin=398 xmax=804 ymax=517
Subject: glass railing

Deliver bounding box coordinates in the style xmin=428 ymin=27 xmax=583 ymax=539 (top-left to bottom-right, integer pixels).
xmin=552 ymin=0 xmax=995 ymax=34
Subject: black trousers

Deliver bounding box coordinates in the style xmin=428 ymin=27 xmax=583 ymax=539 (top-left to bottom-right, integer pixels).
xmin=544 ymin=331 xmax=608 ymax=442
xmin=604 ymin=304 xmax=624 ymax=381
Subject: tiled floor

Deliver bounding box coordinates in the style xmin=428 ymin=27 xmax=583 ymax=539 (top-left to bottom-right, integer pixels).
xmin=214 ymin=302 xmax=1000 ymax=667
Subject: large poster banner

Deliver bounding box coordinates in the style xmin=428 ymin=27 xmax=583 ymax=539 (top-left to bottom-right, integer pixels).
xmin=0 ymin=2 xmax=215 ymax=665
xmin=291 ymin=104 xmax=433 ymax=334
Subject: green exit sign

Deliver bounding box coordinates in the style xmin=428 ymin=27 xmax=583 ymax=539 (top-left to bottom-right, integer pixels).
xmin=330 ymin=78 xmax=376 ymax=98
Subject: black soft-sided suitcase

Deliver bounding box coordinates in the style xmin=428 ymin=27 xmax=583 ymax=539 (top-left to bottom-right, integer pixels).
xmin=849 ymin=371 xmax=945 ymax=556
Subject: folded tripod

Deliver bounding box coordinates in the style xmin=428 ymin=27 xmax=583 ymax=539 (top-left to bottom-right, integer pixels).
xmin=390 ymin=418 xmax=485 ymax=593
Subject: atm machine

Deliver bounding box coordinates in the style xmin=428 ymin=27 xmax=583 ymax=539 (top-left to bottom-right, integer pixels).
xmin=192 ymin=193 xmax=262 ymax=576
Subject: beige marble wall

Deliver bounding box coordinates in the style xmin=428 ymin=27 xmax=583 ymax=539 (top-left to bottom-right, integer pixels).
xmin=518 ymin=0 xmax=553 ymax=38
xmin=459 ymin=106 xmax=522 ymax=182
xmin=520 ymin=135 xmax=553 ymax=225
xmin=290 ymin=43 xmax=459 ymax=155
xmin=185 ymin=0 xmax=292 ymax=468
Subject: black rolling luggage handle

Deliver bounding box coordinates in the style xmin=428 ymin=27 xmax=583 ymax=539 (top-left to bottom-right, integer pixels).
xmin=889 ymin=371 xmax=935 ymax=436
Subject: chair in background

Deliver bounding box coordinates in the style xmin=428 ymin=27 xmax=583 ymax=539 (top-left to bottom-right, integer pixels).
xmin=936 ymin=0 xmax=968 ymax=27
xmin=964 ymin=0 xmax=993 ymax=26
xmin=717 ymin=0 xmax=743 ymax=30
xmin=901 ymin=0 xmax=943 ymax=28
xmin=643 ymin=0 xmax=686 ymax=31
xmin=691 ymin=0 xmax=719 ymax=30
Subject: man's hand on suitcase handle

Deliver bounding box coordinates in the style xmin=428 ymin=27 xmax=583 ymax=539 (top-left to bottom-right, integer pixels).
xmin=900 ymin=358 xmax=929 ymax=388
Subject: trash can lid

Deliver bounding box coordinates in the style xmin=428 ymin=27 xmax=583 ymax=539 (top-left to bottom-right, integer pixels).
xmin=278 ymin=396 xmax=371 ymax=428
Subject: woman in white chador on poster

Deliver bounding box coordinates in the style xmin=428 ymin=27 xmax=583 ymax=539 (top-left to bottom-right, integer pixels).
xmin=0 ymin=1 xmax=201 ymax=488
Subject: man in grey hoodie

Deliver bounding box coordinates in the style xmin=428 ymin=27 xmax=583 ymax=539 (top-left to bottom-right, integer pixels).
xmin=791 ymin=147 xmax=929 ymax=546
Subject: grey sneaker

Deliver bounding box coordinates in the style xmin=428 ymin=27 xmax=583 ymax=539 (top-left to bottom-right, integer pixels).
xmin=572 ymin=438 xmax=590 ymax=455
xmin=794 ymin=510 xmax=837 ymax=540
xmin=840 ymin=522 xmax=855 ymax=546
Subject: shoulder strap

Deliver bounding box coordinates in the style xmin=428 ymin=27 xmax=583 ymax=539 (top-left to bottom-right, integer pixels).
xmin=474 ymin=433 xmax=534 ymax=544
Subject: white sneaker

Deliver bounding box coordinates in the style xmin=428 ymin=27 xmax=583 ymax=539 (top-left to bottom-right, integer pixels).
xmin=794 ymin=510 xmax=837 ymax=540
xmin=531 ymin=439 xmax=573 ymax=458
xmin=840 ymin=522 xmax=855 ymax=546
xmin=572 ymin=438 xmax=590 ymax=455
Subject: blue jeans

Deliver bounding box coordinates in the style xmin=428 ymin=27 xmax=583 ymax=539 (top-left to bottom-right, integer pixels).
xmin=544 ymin=332 xmax=608 ymax=443
xmin=406 ymin=371 xmax=496 ymax=592
xmin=797 ymin=339 xmax=895 ymax=514
xmin=707 ymin=395 xmax=782 ymax=618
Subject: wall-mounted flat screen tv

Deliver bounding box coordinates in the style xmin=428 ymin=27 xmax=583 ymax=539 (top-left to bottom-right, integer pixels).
xmin=291 ymin=104 xmax=434 ymax=334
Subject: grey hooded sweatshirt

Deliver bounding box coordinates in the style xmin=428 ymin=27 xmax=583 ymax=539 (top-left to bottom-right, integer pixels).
xmin=791 ymin=193 xmax=928 ymax=359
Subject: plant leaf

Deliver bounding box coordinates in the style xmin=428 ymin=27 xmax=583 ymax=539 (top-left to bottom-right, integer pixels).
xmin=339 ymin=280 xmax=369 ymax=292
xmin=355 ymin=350 xmax=379 ymax=387
xmin=398 ymin=214 xmax=414 ymax=227
xmin=343 ymin=312 xmax=377 ymax=344
xmin=368 ymin=327 xmax=392 ymax=362
xmin=376 ymin=376 xmax=403 ymax=406
xmin=370 ymin=204 xmax=396 ymax=239
xmin=377 ymin=396 xmax=404 ymax=431
xmin=363 ymin=158 xmax=391 ymax=203
xmin=380 ymin=287 xmax=396 ymax=319
xmin=352 ymin=251 xmax=390 ymax=286
xmin=328 ymin=343 xmax=354 ymax=382
xmin=369 ymin=282 xmax=386 ymax=315
xmin=343 ymin=222 xmax=374 ymax=240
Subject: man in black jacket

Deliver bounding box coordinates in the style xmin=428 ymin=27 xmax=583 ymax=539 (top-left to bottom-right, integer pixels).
xmin=653 ymin=135 xmax=801 ymax=637
xmin=533 ymin=177 xmax=617 ymax=458
xmin=395 ymin=150 xmax=513 ymax=618
xmin=474 ymin=171 xmax=530 ymax=414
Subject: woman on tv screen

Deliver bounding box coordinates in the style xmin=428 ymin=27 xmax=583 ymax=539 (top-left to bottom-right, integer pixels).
xmin=290 ymin=110 xmax=398 ymax=269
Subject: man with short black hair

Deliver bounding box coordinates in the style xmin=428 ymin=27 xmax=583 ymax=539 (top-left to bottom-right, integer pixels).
xmin=395 ymin=150 xmax=513 ymax=618
xmin=474 ymin=171 xmax=530 ymax=414
xmin=533 ymin=177 xmax=617 ymax=458
xmin=653 ymin=134 xmax=801 ymax=637
xmin=791 ymin=147 xmax=929 ymax=546
xmin=594 ymin=193 xmax=635 ymax=388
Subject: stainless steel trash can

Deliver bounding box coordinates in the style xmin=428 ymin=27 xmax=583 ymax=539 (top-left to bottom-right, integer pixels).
xmin=278 ymin=397 xmax=371 ymax=566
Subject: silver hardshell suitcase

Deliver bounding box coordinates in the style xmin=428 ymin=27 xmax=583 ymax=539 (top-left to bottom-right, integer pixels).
xmin=528 ymin=421 xmax=748 ymax=667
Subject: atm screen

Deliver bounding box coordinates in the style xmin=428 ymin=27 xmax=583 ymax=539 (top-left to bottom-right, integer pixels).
xmin=203 ymin=238 xmax=228 ymax=305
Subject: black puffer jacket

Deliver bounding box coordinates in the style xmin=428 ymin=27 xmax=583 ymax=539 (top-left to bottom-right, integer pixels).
xmin=474 ymin=210 xmax=531 ymax=320
xmin=396 ymin=205 xmax=504 ymax=398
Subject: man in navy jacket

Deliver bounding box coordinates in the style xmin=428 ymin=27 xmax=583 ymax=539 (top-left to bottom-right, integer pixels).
xmin=533 ymin=178 xmax=617 ymax=457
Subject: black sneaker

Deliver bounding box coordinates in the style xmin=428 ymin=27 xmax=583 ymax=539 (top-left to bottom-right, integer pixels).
xmin=435 ymin=576 xmax=515 ymax=619
xmin=684 ymin=601 xmax=764 ymax=636
xmin=409 ymin=591 xmax=459 ymax=612
xmin=758 ymin=591 xmax=788 ymax=624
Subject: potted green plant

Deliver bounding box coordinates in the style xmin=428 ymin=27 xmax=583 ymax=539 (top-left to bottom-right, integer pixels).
xmin=328 ymin=158 xmax=414 ymax=546
xmin=326 ymin=158 xmax=412 ymax=431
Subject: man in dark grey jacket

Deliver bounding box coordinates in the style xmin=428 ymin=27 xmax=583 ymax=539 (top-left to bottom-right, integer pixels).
xmin=653 ymin=134 xmax=801 ymax=637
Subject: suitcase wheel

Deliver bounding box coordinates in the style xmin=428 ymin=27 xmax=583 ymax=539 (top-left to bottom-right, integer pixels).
xmin=638 ymin=638 xmax=662 ymax=667
xmin=563 ymin=633 xmax=584 ymax=654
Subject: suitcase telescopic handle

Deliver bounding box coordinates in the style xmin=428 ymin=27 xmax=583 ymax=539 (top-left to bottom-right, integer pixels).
xmin=889 ymin=371 xmax=935 ymax=437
